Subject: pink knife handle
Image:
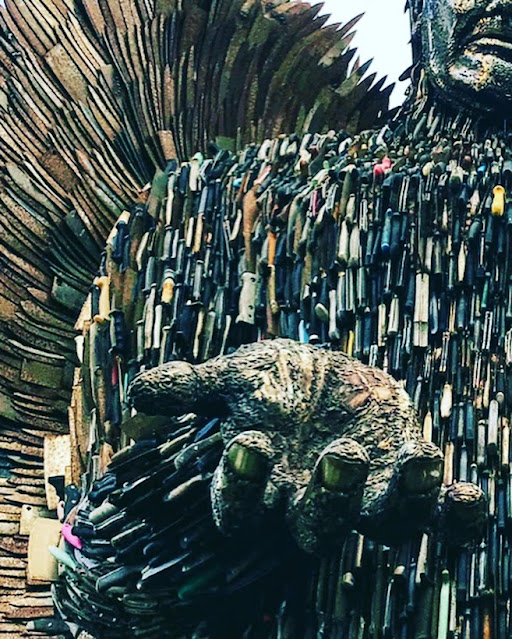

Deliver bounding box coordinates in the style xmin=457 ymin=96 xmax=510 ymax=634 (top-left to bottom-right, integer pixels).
xmin=62 ymin=523 xmax=82 ymax=550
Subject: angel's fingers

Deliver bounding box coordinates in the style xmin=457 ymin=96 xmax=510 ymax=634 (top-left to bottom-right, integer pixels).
xmin=128 ymin=359 xmax=229 ymax=416
xmin=210 ymin=429 xmax=275 ymax=535
xmin=287 ymin=438 xmax=370 ymax=554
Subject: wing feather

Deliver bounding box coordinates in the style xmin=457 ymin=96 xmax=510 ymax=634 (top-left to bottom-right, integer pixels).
xmin=0 ymin=0 xmax=391 ymax=630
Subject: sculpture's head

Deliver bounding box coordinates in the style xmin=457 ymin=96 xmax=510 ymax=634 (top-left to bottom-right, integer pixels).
xmin=411 ymin=0 xmax=512 ymax=112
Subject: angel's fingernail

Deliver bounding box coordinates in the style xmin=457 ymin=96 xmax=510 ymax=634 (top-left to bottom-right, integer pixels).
xmin=402 ymin=459 xmax=443 ymax=493
xmin=227 ymin=443 xmax=267 ymax=481
xmin=320 ymin=455 xmax=366 ymax=492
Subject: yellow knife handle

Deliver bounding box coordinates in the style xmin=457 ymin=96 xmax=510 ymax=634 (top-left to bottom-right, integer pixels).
xmin=94 ymin=276 xmax=110 ymax=323
xmin=492 ymin=185 xmax=505 ymax=216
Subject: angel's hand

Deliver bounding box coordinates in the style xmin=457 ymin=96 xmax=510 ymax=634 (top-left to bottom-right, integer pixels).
xmin=129 ymin=339 xmax=486 ymax=552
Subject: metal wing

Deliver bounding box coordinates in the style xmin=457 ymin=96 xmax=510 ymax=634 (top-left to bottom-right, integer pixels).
xmin=0 ymin=0 xmax=391 ymax=633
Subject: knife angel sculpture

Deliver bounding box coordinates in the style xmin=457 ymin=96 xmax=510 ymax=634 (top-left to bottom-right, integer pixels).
xmin=0 ymin=0 xmax=484 ymax=637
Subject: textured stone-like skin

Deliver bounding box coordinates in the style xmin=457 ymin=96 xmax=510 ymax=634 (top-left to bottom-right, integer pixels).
xmin=417 ymin=0 xmax=512 ymax=112
xmin=129 ymin=339 xmax=485 ymax=552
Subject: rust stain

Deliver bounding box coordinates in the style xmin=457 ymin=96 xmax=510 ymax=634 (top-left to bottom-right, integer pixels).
xmin=372 ymin=386 xmax=393 ymax=402
xmin=348 ymin=390 xmax=371 ymax=410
